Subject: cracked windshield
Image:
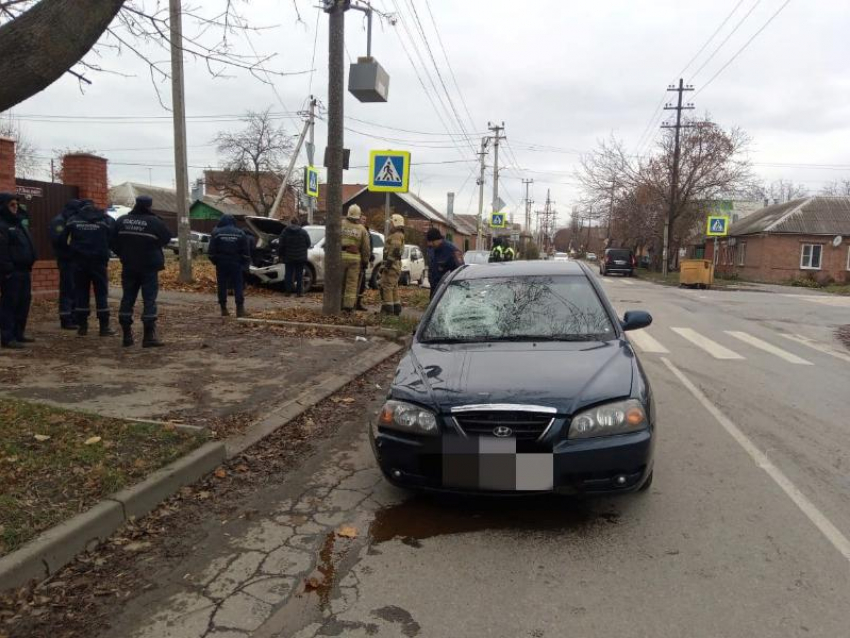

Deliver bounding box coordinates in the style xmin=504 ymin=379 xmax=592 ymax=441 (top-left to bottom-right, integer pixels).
xmin=1 ymin=1 xmax=849 ymax=637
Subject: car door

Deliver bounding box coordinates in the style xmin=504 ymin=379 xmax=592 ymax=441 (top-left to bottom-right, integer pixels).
xmin=410 ymin=247 xmax=425 ymax=281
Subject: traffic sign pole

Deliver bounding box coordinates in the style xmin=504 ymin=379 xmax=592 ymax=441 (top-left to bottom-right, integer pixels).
xmin=384 ymin=192 xmax=391 ymax=236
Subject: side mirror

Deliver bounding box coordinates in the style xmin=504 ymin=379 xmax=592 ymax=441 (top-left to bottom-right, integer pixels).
xmin=621 ymin=310 xmax=652 ymax=332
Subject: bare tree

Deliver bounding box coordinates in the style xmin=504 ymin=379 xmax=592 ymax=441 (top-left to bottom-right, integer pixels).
xmin=820 ymin=179 xmax=850 ymax=197
xmin=0 ymin=116 xmax=39 ymax=178
xmin=749 ymin=178 xmax=809 ymax=204
xmin=0 ymin=0 xmax=304 ymax=112
xmin=207 ymin=109 xmax=301 ymax=217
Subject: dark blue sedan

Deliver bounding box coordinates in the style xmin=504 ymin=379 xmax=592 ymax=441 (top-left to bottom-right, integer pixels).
xmin=370 ymin=260 xmax=655 ymax=495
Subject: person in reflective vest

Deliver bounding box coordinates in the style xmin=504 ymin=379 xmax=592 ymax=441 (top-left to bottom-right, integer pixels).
xmin=489 ymin=237 xmax=505 ymax=263
xmin=341 ymin=204 xmax=371 ymax=312
xmin=381 ymin=214 xmax=405 ymax=316
xmin=503 ymin=243 xmax=516 ymax=262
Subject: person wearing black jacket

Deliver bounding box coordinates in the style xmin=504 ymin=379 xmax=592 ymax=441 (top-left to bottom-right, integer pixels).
xmin=209 ymin=214 xmax=250 ymax=316
xmin=49 ymin=199 xmax=83 ymax=330
xmin=60 ymin=203 xmax=116 ymax=337
xmin=0 ymin=193 xmax=37 ymax=349
xmin=111 ymin=195 xmax=172 ymax=347
xmin=277 ymin=217 xmax=312 ymax=297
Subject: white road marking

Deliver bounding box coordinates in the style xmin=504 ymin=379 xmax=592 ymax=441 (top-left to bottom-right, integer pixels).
xmin=618 ymin=278 xmax=635 ymax=286
xmin=670 ymin=327 xmax=745 ymax=360
xmin=725 ymin=331 xmax=813 ymax=366
xmin=661 ymin=357 xmax=850 ymax=564
xmin=779 ymin=333 xmax=850 ymax=364
xmin=782 ymin=294 xmax=850 ymax=308
xmin=628 ymin=330 xmax=670 ymax=354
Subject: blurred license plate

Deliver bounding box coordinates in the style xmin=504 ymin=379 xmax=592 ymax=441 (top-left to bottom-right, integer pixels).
xmin=615 ymin=260 xmax=626 ymax=265
xmin=441 ymin=437 xmax=554 ymax=491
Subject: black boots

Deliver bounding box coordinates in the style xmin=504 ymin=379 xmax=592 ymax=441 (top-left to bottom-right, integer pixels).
xmin=220 ymin=303 xmax=229 ymax=317
xmin=121 ymin=323 xmax=134 ymax=347
xmin=394 ymin=304 xmax=402 ymax=316
xmin=142 ymin=322 xmax=164 ymax=348
xmin=236 ymin=304 xmax=247 ymax=318
xmin=99 ymin=318 xmax=116 ymax=337
xmin=380 ymin=304 xmax=394 ymax=315
xmin=61 ymin=318 xmax=78 ymax=330
xmin=77 ymin=320 xmax=88 ymax=336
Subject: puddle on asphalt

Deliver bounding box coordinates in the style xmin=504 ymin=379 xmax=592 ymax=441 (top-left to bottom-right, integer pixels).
xmin=369 ymin=495 xmax=621 ymax=545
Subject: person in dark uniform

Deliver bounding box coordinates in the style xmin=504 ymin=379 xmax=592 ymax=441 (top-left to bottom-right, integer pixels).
xmin=277 ymin=217 xmax=312 ymax=297
xmin=60 ymin=203 xmax=116 ymax=337
xmin=0 ymin=193 xmax=37 ymax=349
xmin=111 ymin=195 xmax=172 ymax=348
xmin=209 ymin=214 xmax=250 ymax=316
xmin=426 ymin=228 xmax=463 ymax=300
xmin=49 ymin=199 xmax=83 ymax=330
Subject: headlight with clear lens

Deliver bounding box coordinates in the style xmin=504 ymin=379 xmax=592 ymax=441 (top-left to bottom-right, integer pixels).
xmin=568 ymin=399 xmax=648 ymax=439
xmin=378 ymin=400 xmax=440 ymax=436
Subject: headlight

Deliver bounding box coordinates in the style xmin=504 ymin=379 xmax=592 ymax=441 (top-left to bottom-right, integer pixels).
xmin=378 ymin=400 xmax=439 ymax=436
xmin=568 ymin=399 xmax=648 ymax=439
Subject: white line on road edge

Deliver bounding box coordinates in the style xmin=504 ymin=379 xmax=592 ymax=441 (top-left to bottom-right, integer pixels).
xmin=780 ymin=333 xmax=850 ymax=364
xmin=619 ymin=278 xmax=635 ymax=285
xmin=661 ymin=357 xmax=850 ymax=563
xmin=725 ymin=331 xmax=813 ymax=366
xmin=628 ymin=330 xmax=670 ymax=354
xmin=671 ymin=327 xmax=745 ymax=360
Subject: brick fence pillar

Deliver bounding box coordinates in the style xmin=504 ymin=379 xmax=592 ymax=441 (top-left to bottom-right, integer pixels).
xmin=62 ymin=153 xmax=108 ymax=207
xmin=0 ymin=137 xmax=15 ymax=193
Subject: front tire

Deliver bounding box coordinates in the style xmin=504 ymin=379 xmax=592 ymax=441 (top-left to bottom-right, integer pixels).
xmin=302 ymin=265 xmax=316 ymax=294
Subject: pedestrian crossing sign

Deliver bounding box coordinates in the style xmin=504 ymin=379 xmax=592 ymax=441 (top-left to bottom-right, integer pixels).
xmin=305 ymin=166 xmax=319 ymax=198
xmin=490 ymin=212 xmax=506 ymax=228
xmin=368 ymin=150 xmax=411 ymax=193
xmin=706 ymin=215 xmax=730 ymax=237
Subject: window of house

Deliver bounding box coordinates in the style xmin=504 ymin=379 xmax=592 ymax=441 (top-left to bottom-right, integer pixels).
xmin=800 ymin=244 xmax=823 ymax=270
xmin=738 ymin=242 xmax=746 ymax=266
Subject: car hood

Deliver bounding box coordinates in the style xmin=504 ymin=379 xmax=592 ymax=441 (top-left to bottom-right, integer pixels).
xmin=391 ymin=341 xmax=635 ymax=415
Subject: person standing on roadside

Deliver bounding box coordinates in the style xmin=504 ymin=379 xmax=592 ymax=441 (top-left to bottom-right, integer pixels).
xmin=341 ymin=204 xmax=371 ymax=312
xmin=426 ymin=228 xmax=463 ymax=300
xmin=380 ymin=214 xmax=406 ymax=316
xmin=209 ymin=214 xmax=250 ymax=317
xmin=49 ymin=198 xmax=82 ymax=330
xmin=489 ymin=237 xmax=505 ymax=263
xmin=111 ymin=195 xmax=171 ymax=348
xmin=60 ymin=202 xmax=116 ymax=337
xmin=277 ymin=217 xmax=312 ymax=297
xmin=0 ymin=193 xmax=36 ymax=349
xmin=356 ymin=214 xmax=375 ymax=311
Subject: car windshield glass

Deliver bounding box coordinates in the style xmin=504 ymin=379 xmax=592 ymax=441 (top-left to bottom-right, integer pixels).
xmin=306 ymin=228 xmax=325 ymax=245
xmin=464 ymin=251 xmax=489 ymax=265
xmin=402 ymin=246 xmax=411 ymax=259
xmin=421 ymin=275 xmax=615 ymax=343
xmin=606 ymin=250 xmax=631 ymax=260
xmin=372 ymin=234 xmax=384 ymax=248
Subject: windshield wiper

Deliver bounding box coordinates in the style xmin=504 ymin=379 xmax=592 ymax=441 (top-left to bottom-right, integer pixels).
xmin=488 ymin=334 xmax=606 ymax=342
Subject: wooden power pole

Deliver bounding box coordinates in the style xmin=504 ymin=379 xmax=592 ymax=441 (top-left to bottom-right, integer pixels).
xmin=169 ymin=0 xmax=192 ymax=283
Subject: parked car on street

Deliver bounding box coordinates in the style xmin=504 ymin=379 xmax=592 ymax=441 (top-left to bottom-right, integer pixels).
xmin=585 ymin=252 xmax=598 ymax=261
xmin=553 ymin=252 xmax=570 ymax=262
xmin=400 ymin=244 xmax=426 ymax=286
xmin=371 ymin=260 xmax=655 ymax=495
xmin=600 ymin=248 xmax=637 ymax=277
xmin=168 ymin=232 xmax=210 ymax=256
xmin=244 ymin=217 xmax=384 ymax=293
xmin=463 ymin=250 xmax=490 ymax=266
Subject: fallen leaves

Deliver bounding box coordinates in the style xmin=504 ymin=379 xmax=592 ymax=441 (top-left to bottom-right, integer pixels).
xmin=33 ymin=434 xmax=51 ymax=442
xmin=84 ymin=436 xmax=102 ymax=446
xmin=336 ymin=525 xmax=358 ymax=539
xmin=214 ymin=468 xmax=228 ymax=479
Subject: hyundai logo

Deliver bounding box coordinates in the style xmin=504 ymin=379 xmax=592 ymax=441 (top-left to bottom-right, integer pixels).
xmin=493 ymin=426 xmax=513 ymax=438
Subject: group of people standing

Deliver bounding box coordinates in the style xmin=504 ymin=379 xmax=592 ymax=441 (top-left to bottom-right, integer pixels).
xmin=0 ymin=192 xmax=171 ymax=350
xmin=489 ymin=237 xmax=516 ymax=263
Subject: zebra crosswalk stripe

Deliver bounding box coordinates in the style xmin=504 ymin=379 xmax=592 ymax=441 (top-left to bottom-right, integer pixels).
xmin=628 ymin=330 xmax=669 ymax=354
xmin=671 ymin=327 xmax=745 ymax=360
xmin=724 ymin=331 xmax=813 ymax=365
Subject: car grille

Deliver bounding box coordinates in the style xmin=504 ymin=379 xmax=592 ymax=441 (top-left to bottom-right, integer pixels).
xmin=453 ymin=411 xmax=554 ymax=440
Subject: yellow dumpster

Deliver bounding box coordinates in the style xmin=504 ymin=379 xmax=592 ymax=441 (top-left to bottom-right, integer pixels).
xmin=679 ymin=259 xmax=715 ymax=289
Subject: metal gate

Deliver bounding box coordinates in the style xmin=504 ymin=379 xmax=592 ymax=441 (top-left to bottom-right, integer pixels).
xmin=15 ymin=179 xmax=79 ymax=261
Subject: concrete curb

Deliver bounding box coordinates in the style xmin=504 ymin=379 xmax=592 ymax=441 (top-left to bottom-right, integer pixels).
xmin=0 ymin=441 xmax=226 ymax=592
xmin=236 ymin=317 xmax=406 ymax=342
xmin=0 ymin=339 xmax=403 ymax=593
xmin=226 ymin=340 xmax=403 ymax=457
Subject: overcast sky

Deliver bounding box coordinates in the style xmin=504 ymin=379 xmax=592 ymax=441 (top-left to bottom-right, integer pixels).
xmin=7 ymin=0 xmax=850 ymax=226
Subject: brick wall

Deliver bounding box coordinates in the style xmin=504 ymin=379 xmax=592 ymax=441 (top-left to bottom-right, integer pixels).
xmin=718 ymin=234 xmax=850 ymax=284
xmin=31 ymin=260 xmax=60 ymax=295
xmin=62 ymin=153 xmax=108 ymax=207
xmin=0 ymin=137 xmax=15 ymax=193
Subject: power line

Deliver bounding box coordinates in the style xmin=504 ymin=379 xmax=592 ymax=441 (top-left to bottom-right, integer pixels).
xmin=695 ymin=0 xmax=794 ymax=97
xmin=688 ymin=0 xmax=765 ymax=83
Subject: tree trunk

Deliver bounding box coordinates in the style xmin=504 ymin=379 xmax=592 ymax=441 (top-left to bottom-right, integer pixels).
xmin=0 ymin=0 xmax=127 ymax=112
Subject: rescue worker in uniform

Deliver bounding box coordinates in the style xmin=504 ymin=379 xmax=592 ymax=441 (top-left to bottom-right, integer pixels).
xmin=60 ymin=202 xmax=116 ymax=337
xmin=111 ymin=195 xmax=172 ymax=348
xmin=380 ymin=214 xmax=406 ymax=316
xmin=49 ymin=199 xmax=82 ymax=330
xmin=489 ymin=237 xmax=505 ymax=263
xmin=340 ymin=204 xmax=371 ymax=312
xmin=426 ymin=228 xmax=463 ymax=300
xmin=502 ymin=241 xmax=516 ymax=262
xmin=209 ymin=214 xmax=250 ymax=316
xmin=356 ymin=214 xmax=376 ymax=311
xmin=0 ymin=193 xmax=36 ymax=349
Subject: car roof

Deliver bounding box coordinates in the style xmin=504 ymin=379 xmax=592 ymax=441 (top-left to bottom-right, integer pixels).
xmin=453 ymin=260 xmax=585 ymax=280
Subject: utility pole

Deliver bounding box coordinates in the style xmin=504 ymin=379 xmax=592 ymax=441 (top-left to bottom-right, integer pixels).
xmin=271 ymin=96 xmax=317 ymax=220
xmin=522 ymin=178 xmax=534 ymax=235
xmin=661 ymin=78 xmax=694 ymax=276
xmin=169 ymin=0 xmax=192 ymax=283
xmin=489 ymin=122 xmax=505 ymax=237
xmin=323 ymin=1 xmax=346 ymax=315
xmin=475 ymin=137 xmax=489 ymax=249
xmin=306 ymin=98 xmax=316 ymax=225
xmin=606 ymin=178 xmax=615 ymax=245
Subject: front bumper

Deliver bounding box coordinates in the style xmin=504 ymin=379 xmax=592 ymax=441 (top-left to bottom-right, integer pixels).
xmin=370 ymin=424 xmax=653 ymax=495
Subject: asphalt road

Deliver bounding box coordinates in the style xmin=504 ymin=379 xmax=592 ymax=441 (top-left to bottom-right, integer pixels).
xmin=103 ymin=275 xmax=850 ymax=638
